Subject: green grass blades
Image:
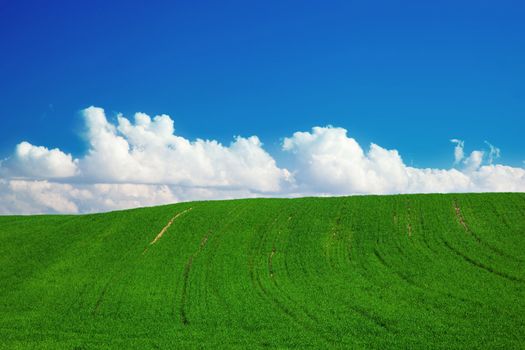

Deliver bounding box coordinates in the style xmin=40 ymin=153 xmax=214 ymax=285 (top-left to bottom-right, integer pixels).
xmin=0 ymin=193 xmax=523 ymax=349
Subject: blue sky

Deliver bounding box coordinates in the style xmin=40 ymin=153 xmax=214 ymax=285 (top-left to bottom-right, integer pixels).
xmin=1 ymin=0 xmax=523 ymax=168
xmin=0 ymin=1 xmax=524 ymax=214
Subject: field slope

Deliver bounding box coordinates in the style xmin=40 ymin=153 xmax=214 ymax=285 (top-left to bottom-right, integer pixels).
xmin=0 ymin=193 xmax=524 ymax=349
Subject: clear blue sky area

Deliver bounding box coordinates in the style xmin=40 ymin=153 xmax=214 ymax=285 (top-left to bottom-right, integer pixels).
xmin=0 ymin=0 xmax=523 ymax=168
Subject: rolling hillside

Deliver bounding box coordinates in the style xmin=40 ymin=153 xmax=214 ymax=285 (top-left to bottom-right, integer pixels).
xmin=0 ymin=193 xmax=524 ymax=349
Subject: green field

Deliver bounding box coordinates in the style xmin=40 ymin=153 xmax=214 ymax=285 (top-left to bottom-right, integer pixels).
xmin=0 ymin=193 xmax=524 ymax=349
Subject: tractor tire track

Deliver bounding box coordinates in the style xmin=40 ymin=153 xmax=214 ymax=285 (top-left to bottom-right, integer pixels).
xmin=248 ymin=211 xmax=341 ymax=346
xmin=453 ymin=200 xmax=522 ymax=263
xmin=441 ymin=237 xmax=523 ymax=283
xmin=184 ymin=205 xmax=249 ymax=322
xmin=179 ymin=230 xmax=212 ymax=325
xmin=91 ymin=217 xmax=149 ymax=316
xmin=373 ymin=247 xmax=484 ymax=309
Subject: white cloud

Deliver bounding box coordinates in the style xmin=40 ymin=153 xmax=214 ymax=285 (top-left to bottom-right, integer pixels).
xmin=462 ymin=150 xmax=484 ymax=172
xmin=0 ymin=108 xmax=523 ymax=214
xmin=471 ymin=165 xmax=525 ymax=192
xmin=484 ymin=141 xmax=501 ymax=164
xmin=450 ymin=139 xmax=501 ymax=171
xmin=0 ymin=141 xmax=78 ymax=179
xmin=79 ymin=106 xmax=290 ymax=192
xmin=0 ymin=179 xmax=260 ymax=215
xmin=282 ymin=126 xmax=524 ymax=195
xmin=0 ymin=179 xmax=79 ymax=214
xmin=450 ymin=139 xmax=465 ymax=164
xmin=283 ymin=127 xmax=408 ymax=194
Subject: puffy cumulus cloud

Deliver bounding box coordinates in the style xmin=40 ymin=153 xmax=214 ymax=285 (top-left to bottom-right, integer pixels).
xmin=0 ymin=108 xmax=523 ymax=214
xmin=79 ymin=107 xmax=290 ymax=192
xmin=283 ymin=127 xmax=408 ymax=194
xmin=283 ymin=126 xmax=525 ymax=195
xmin=0 ymin=141 xmax=78 ymax=179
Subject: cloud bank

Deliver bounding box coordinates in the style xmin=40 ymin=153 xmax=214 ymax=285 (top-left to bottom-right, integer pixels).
xmin=0 ymin=107 xmax=523 ymax=214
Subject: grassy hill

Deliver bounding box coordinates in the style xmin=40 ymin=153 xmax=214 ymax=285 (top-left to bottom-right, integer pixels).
xmin=0 ymin=193 xmax=524 ymax=349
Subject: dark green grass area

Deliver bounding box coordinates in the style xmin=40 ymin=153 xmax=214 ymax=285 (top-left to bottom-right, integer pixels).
xmin=0 ymin=193 xmax=524 ymax=349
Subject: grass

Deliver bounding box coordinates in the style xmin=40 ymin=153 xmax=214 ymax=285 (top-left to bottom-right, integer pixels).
xmin=0 ymin=193 xmax=524 ymax=349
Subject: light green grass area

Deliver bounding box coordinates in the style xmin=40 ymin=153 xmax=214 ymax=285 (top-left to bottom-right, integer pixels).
xmin=0 ymin=193 xmax=524 ymax=349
